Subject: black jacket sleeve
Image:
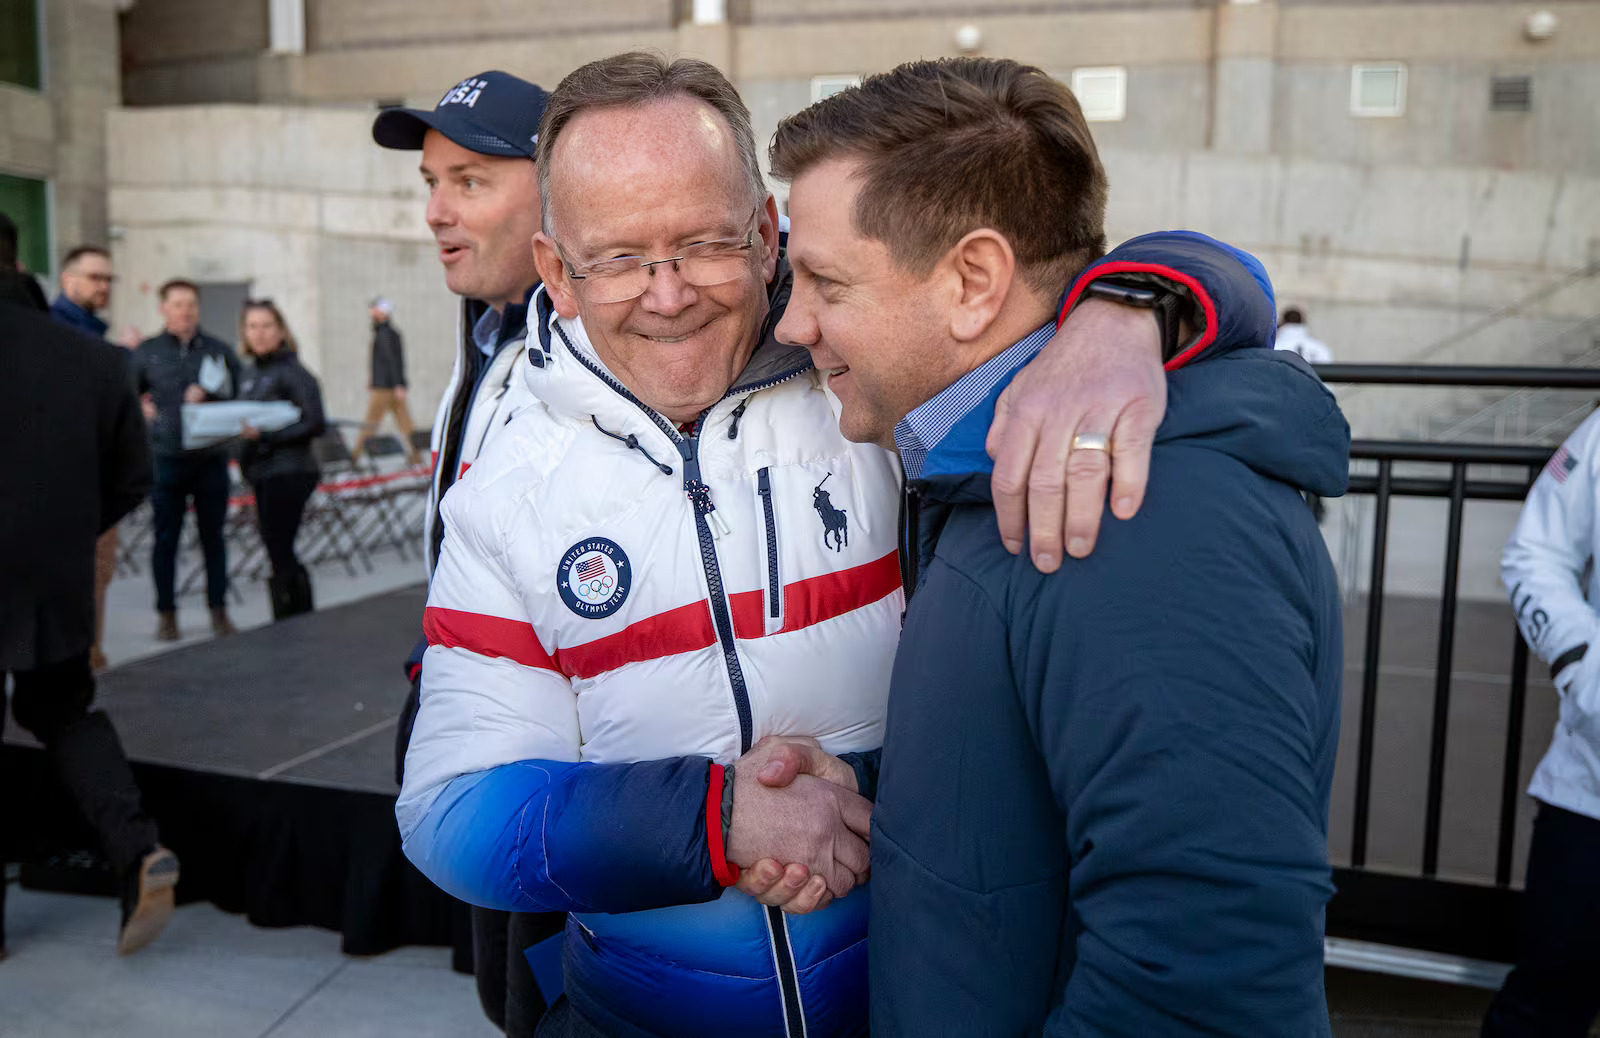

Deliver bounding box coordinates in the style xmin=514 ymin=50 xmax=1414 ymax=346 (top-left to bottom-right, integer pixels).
xmin=261 ymin=362 xmax=328 ymax=448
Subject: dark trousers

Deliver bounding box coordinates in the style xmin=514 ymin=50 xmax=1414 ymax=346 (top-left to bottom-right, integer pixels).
xmin=473 ymin=905 xmax=560 ymax=1036
xmin=3 ymin=653 xmax=159 ymax=878
xmin=254 ymin=471 xmax=318 ymax=576
xmin=151 ymin=453 xmax=231 ymax=611
xmin=1483 ymin=802 xmax=1600 ymax=1037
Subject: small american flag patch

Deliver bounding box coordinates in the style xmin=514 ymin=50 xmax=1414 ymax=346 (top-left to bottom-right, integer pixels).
xmin=1547 ymin=445 xmax=1579 ymax=484
xmin=574 ymin=556 xmax=607 ymax=581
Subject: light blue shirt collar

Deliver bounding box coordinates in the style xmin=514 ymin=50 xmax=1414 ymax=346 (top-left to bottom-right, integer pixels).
xmin=894 ymin=321 xmax=1054 ymax=480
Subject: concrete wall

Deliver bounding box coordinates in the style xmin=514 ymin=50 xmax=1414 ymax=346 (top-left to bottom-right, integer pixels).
xmin=105 ymin=106 xmax=452 ymax=430
xmin=0 ymin=0 xmax=122 ymax=273
xmin=104 ymin=101 xmax=1600 ymax=441
xmin=114 ymin=0 xmax=1600 ymax=179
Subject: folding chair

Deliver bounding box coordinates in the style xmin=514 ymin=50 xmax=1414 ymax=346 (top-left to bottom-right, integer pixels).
xmin=115 ymin=500 xmax=153 ymax=578
xmin=410 ymin=428 xmax=433 ymax=466
xmin=302 ymin=429 xmax=376 ymax=576
xmin=354 ymin=434 xmax=423 ymax=561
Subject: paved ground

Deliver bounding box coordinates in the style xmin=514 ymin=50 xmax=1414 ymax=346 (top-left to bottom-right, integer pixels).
xmin=0 ymin=884 xmax=494 ymax=1038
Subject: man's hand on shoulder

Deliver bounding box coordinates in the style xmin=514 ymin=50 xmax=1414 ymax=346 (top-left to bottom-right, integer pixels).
xmin=987 ymin=298 xmax=1166 ymax=570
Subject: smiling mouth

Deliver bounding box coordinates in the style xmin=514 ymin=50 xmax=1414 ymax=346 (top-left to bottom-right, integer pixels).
xmin=644 ymin=334 xmax=693 ymax=344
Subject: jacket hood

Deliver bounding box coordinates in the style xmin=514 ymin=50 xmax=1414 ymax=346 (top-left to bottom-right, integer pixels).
xmin=917 ymin=345 xmax=1350 ymax=502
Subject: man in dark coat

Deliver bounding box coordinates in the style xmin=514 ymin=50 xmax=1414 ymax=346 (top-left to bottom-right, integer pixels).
xmin=770 ymin=61 xmax=1347 ymax=1035
xmin=351 ymin=296 xmax=420 ymax=465
xmin=129 ymin=279 xmax=243 ymax=641
xmin=0 ymin=222 xmax=180 ymax=958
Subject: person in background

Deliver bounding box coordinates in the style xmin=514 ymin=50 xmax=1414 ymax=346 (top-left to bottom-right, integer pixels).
xmin=1274 ymin=306 xmax=1333 ymax=364
xmin=48 ymin=245 xmax=128 ymax=671
xmin=130 ymin=280 xmax=244 ymax=642
xmin=352 ymin=296 xmax=421 ymax=465
xmin=237 ymin=300 xmax=327 ymax=620
xmin=50 ymin=245 xmax=114 ymax=339
xmin=1489 ymin=409 xmax=1600 ymax=1037
xmin=1 ymin=214 xmax=180 ymax=959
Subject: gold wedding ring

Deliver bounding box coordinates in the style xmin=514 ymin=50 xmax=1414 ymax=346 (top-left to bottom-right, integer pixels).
xmin=1070 ymin=432 xmax=1112 ymax=454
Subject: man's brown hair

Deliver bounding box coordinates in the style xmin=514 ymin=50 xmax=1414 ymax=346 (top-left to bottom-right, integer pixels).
xmin=535 ymin=52 xmax=765 ymax=234
xmin=158 ymin=278 xmax=200 ymax=301
xmin=770 ymin=57 xmax=1108 ymax=297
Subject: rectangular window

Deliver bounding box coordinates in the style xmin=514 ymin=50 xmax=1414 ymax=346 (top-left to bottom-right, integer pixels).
xmin=0 ymin=0 xmax=41 ymax=90
xmin=810 ymin=76 xmax=860 ymax=103
xmin=1490 ymin=75 xmax=1532 ymax=112
xmin=1071 ymin=67 xmax=1126 ymax=122
xmin=1351 ymin=63 xmax=1406 ymax=117
xmin=0 ymin=172 xmax=50 ymax=275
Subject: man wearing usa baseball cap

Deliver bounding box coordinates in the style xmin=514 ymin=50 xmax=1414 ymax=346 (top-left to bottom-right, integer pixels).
xmin=374 ymin=70 xmax=560 ymax=1038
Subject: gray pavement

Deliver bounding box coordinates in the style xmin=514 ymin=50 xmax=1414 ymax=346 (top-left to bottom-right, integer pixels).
xmin=0 ymin=884 xmax=495 ymax=1038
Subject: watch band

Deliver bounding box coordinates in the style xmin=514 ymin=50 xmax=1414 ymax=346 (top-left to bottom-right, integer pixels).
xmin=1082 ymin=277 xmax=1185 ymax=363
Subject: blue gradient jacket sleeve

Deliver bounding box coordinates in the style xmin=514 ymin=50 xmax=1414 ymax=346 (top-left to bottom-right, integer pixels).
xmin=403 ymin=756 xmax=726 ymax=914
xmin=1064 ymin=230 xmax=1278 ymax=365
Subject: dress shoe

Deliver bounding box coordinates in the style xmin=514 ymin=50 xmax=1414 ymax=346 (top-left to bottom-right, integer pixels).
xmin=118 ymin=846 xmax=179 ymax=955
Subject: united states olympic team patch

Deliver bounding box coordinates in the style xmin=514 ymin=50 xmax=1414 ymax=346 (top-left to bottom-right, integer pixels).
xmin=558 ymin=538 xmax=631 ymax=618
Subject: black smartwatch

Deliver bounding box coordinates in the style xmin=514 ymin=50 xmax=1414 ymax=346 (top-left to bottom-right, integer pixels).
xmin=1082 ymin=277 xmax=1186 ymax=363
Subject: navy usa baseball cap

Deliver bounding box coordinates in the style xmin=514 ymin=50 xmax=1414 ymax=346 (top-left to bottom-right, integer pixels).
xmin=372 ymin=70 xmax=550 ymax=159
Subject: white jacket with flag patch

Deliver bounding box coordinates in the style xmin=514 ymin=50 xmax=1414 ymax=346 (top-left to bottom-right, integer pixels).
xmin=398 ymin=288 xmax=902 ymax=1037
xmin=1504 ymin=406 xmax=1600 ymax=822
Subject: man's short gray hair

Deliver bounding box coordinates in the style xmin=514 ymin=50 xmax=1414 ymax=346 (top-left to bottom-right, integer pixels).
xmin=535 ymin=52 xmax=765 ymax=235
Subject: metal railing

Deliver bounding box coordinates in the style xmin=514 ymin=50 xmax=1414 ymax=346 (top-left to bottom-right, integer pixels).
xmin=1318 ymin=364 xmax=1600 ymax=964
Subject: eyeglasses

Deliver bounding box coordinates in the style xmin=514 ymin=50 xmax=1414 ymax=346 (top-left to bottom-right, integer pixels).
xmin=77 ymin=272 xmax=115 ymax=284
xmin=562 ymin=210 xmax=760 ymax=305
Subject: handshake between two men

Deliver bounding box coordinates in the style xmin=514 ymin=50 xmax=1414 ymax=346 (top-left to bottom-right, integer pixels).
xmin=724 ymin=736 xmax=871 ymax=915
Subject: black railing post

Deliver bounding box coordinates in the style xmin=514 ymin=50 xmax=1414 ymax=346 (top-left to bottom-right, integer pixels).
xmin=1422 ymin=463 xmax=1469 ymax=877
xmin=1497 ymin=631 xmax=1531 ymax=887
xmin=1351 ymin=460 xmax=1393 ymax=869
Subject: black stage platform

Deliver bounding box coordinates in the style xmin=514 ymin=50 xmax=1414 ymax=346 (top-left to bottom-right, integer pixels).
xmin=3 ymin=584 xmax=469 ymax=961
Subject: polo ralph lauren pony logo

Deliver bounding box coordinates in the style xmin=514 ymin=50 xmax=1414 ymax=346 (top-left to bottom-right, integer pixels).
xmin=812 ymin=473 xmax=849 ymax=552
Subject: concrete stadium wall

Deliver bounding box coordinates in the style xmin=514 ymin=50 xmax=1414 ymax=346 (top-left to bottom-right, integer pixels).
xmin=105 ymin=101 xmax=1600 ymax=430
xmin=117 ymin=1 xmax=1600 ymax=180
xmin=105 ymin=106 xmax=450 ymax=432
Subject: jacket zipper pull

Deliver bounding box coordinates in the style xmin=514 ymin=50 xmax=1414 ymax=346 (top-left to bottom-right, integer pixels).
xmin=688 ymin=480 xmax=732 ymax=538
xmin=680 ymin=440 xmax=732 ymax=538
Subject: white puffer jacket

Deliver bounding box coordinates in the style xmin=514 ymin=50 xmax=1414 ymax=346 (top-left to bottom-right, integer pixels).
xmin=399 ymin=287 xmax=902 ymax=1037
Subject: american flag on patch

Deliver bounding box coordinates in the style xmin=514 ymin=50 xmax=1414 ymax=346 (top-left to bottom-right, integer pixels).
xmin=575 ymin=556 xmax=607 ymax=581
xmin=1547 ymin=445 xmax=1579 ymax=484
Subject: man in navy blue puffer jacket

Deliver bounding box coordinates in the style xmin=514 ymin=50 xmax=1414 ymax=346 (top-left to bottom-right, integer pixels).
xmin=772 ymin=58 xmax=1348 ymax=1036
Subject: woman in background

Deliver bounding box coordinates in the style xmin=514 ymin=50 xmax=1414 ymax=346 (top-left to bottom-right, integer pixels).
xmin=237 ymin=300 xmax=326 ymax=619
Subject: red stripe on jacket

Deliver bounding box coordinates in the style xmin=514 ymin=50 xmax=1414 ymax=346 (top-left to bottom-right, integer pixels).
xmin=424 ymin=606 xmax=559 ymax=671
xmin=427 ymin=549 xmax=903 ymax=680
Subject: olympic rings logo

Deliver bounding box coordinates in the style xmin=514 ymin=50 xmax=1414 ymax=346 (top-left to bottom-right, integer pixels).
xmin=573 ymin=568 xmax=616 ymax=601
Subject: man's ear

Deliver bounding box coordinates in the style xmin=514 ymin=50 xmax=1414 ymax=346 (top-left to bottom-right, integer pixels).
xmin=758 ymin=193 xmax=781 ymax=283
xmin=533 ymin=232 xmax=579 ymax=319
xmin=944 ymin=229 xmax=1015 ymax=343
